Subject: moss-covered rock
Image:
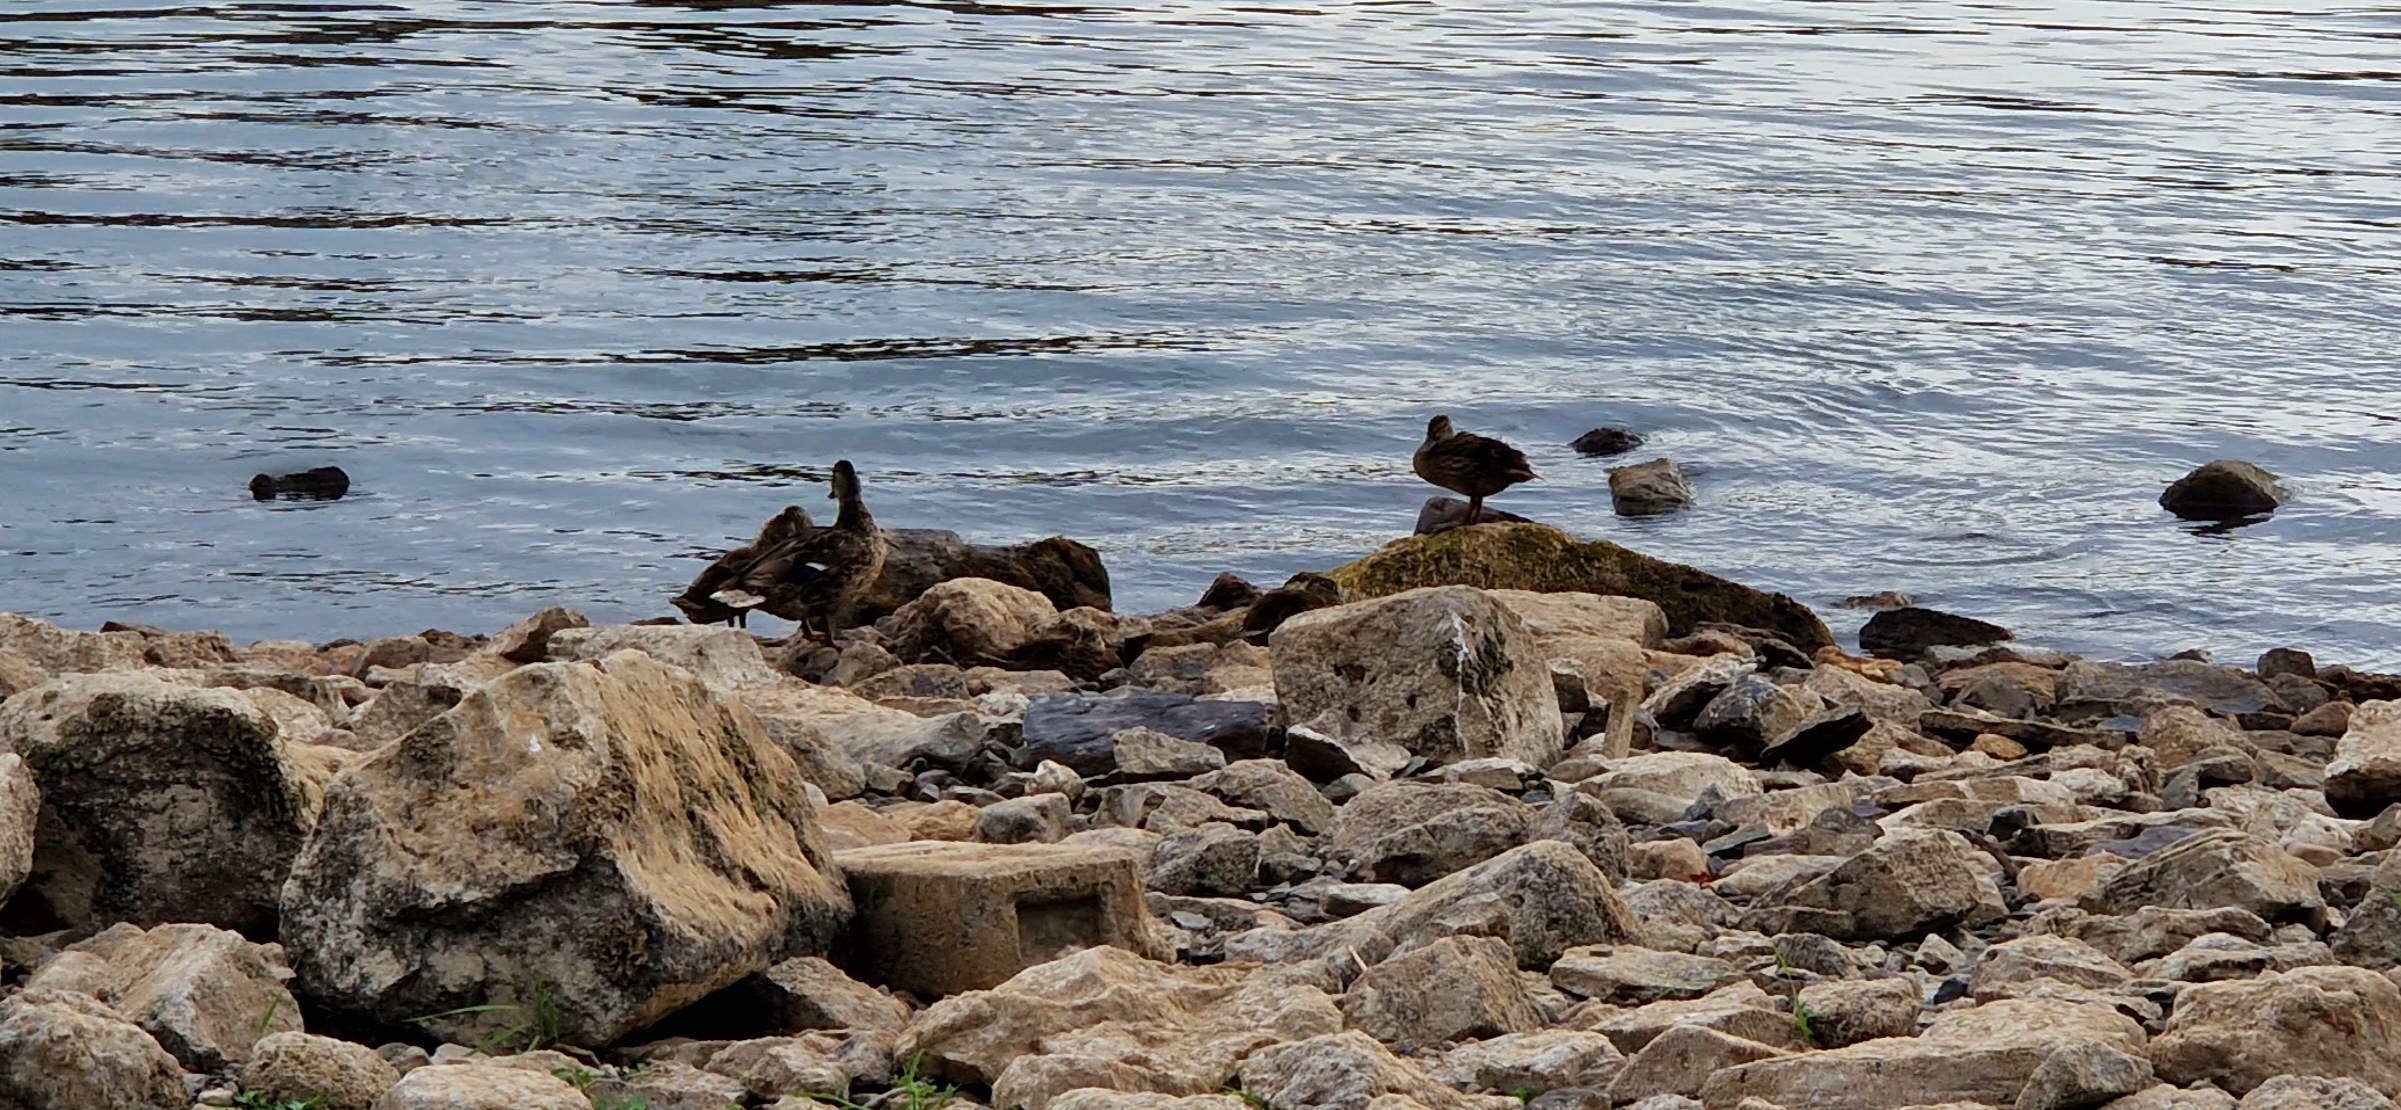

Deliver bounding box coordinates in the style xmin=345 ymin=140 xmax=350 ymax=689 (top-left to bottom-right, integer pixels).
xmin=1326 ymin=524 xmax=1832 ymax=650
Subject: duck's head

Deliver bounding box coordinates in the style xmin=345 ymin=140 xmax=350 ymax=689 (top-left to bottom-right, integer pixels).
xmin=829 ymin=459 xmax=861 ymax=503
xmin=1425 ymin=415 xmax=1456 ymax=441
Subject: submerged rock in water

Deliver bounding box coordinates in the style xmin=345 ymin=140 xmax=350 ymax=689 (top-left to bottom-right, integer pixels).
xmin=1858 ymin=605 xmax=2013 ymax=661
xmin=2160 ymin=459 xmax=2284 ymax=521
xmin=1607 ymin=458 xmax=1695 ymax=517
xmin=1416 ymin=496 xmax=1538 ymax=535
xmin=249 ymin=466 xmax=350 ymax=501
xmin=1570 ymin=427 xmax=1645 ymax=457
xmin=854 ymin=529 xmax=1111 ymax=623
xmin=1327 ymin=523 xmax=1832 ymax=650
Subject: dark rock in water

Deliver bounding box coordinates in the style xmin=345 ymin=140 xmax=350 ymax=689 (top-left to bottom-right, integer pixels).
xmin=2257 ymin=647 xmax=2317 ymax=682
xmin=2324 ymin=666 xmax=2401 ymax=705
xmin=1570 ymin=427 xmax=1645 ymax=457
xmin=1240 ymin=572 xmax=1347 ymax=640
xmin=1858 ymin=606 xmax=2012 ymax=661
xmin=850 ymin=529 xmax=1111 ymax=623
xmin=1607 ymin=458 xmax=1695 ymax=517
xmin=2160 ymin=459 xmax=2283 ymax=521
xmin=1196 ymin=572 xmax=1263 ymax=612
xmin=1759 ymin=708 xmax=1873 ymax=770
xmin=1415 ymin=496 xmax=1536 ymax=536
xmin=1329 ymin=523 xmax=1834 ymax=651
xmin=1836 ymin=591 xmax=1915 ymax=611
xmin=248 ymin=466 xmax=350 ymax=501
xmin=1015 ymin=691 xmax=1274 ymax=775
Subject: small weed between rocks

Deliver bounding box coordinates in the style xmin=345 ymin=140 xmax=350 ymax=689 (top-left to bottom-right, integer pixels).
xmin=551 ymin=1065 xmax=652 ymax=1110
xmin=232 ymin=1094 xmax=323 ymax=1110
xmin=409 ymin=976 xmax=565 ymax=1055
xmin=806 ymin=1054 xmax=956 ymax=1110
xmin=1221 ymin=1088 xmax=1270 ymax=1110
xmin=1770 ymin=943 xmax=1817 ymax=1048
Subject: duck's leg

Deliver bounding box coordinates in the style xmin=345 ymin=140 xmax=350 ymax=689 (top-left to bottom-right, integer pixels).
xmin=1465 ymin=495 xmax=1484 ymax=526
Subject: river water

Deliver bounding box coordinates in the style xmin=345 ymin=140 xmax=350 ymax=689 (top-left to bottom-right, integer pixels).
xmin=3 ymin=0 xmax=2398 ymax=666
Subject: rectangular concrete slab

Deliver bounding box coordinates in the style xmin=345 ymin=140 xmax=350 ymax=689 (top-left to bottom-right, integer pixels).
xmin=834 ymin=841 xmax=1162 ymax=997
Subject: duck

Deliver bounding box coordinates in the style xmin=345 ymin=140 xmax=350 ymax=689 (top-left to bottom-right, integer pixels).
xmin=712 ymin=459 xmax=888 ymax=640
xmin=673 ymin=504 xmax=817 ymax=627
xmin=1411 ymin=415 xmax=1536 ymax=525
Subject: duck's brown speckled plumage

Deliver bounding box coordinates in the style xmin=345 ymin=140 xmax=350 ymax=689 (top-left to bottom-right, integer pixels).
xmin=1411 ymin=415 xmax=1536 ymax=525
xmin=673 ymin=504 xmax=816 ymax=627
xmin=714 ymin=460 xmax=888 ymax=638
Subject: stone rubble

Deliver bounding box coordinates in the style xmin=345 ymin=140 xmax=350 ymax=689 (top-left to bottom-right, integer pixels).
xmin=0 ymin=538 xmax=2395 ymax=1110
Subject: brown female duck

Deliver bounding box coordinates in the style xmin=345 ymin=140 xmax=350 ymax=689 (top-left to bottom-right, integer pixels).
xmin=673 ymin=504 xmax=816 ymax=627
xmin=1412 ymin=414 xmax=1536 ymax=525
xmin=712 ymin=459 xmax=888 ymax=640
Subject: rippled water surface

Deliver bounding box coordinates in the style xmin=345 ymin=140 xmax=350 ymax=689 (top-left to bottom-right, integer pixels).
xmin=4 ymin=0 xmax=2399 ymax=663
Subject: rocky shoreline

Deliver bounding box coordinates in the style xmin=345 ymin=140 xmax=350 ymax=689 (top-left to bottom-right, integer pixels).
xmin=1 ymin=519 xmax=2398 ymax=1110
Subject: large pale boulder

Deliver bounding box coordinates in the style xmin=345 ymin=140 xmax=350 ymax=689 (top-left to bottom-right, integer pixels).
xmin=0 ymin=752 xmax=33 ymax=909
xmin=2078 ymin=829 xmax=2323 ymax=926
xmin=0 ymin=612 xmax=147 ymax=674
xmin=1742 ymin=829 xmax=1993 ymax=941
xmin=1340 ymin=935 xmax=1544 ymax=1049
xmin=244 ymin=1031 xmax=403 ymax=1110
xmin=24 ymin=922 xmax=301 ymax=1072
xmin=886 ymin=577 xmax=1060 ymax=665
xmin=2149 ymin=966 xmax=2401 ymax=1097
xmin=1271 ymin=586 xmax=1564 ymax=769
xmin=1583 ymin=752 xmax=1761 ymax=806
xmin=1323 ymin=525 xmax=1833 ymax=649
xmin=0 ymin=988 xmax=187 ymax=1110
xmin=1226 ymin=840 xmax=1640 ymax=971
xmin=2326 ymin=701 xmax=2401 ymax=819
xmin=1489 ymin=590 xmax=1666 ymax=704
xmin=0 ymin=673 xmax=319 ymax=935
xmin=280 ymin=651 xmax=852 ymax=1046
xmin=902 ymin=946 xmax=1343 ymax=1095
xmin=1322 ymin=782 xmax=1532 ymax=887
xmin=368 ymin=1063 xmax=590 ymax=1110
xmin=738 ymin=680 xmax=983 ymax=774
xmin=546 ymin=622 xmax=782 ymax=687
xmin=1237 ymin=1030 xmax=1519 ymax=1110
xmin=1699 ymin=999 xmax=2147 ymax=1110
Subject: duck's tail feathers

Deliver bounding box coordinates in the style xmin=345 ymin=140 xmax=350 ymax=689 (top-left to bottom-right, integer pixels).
xmin=711 ymin=588 xmax=767 ymax=610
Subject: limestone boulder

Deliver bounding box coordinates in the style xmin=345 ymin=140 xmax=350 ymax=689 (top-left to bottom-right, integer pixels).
xmin=1323 ymin=782 xmax=1531 ymax=887
xmin=1431 ymin=1030 xmax=1626 ymax=1095
xmin=280 ymin=652 xmax=852 ymax=1047
xmin=1587 ymin=981 xmax=1802 ymax=1054
xmin=1237 ymin=1030 xmax=1519 ymax=1110
xmin=1968 ymin=935 xmax=2134 ymax=1001
xmin=1606 ymin=1024 xmax=1785 ymax=1103
xmin=0 ymin=988 xmax=187 ymax=1110
xmin=1187 ymin=759 xmax=1337 ymax=834
xmin=1743 ymin=830 xmax=1994 ymax=941
xmin=2100 ymin=1087 xmax=2238 ymax=1110
xmin=1549 ymin=946 xmax=1740 ymax=1006
xmin=1793 ymin=976 xmax=1921 ymax=1048
xmin=1148 ymin=823 xmax=1260 ymax=896
xmin=1226 ymin=840 xmax=1640 ymax=971
xmin=0 ymin=612 xmax=148 ymax=674
xmin=746 ymin=955 xmax=912 ymax=1033
xmin=885 ymin=578 xmax=1060 ymax=668
xmin=1271 ymin=586 xmax=1564 ymax=770
xmin=2326 ymin=701 xmax=2401 ymax=819
xmin=24 ymin=922 xmax=301 ymax=1072
xmin=367 ymin=1062 xmax=590 ymax=1110
xmin=1583 ymin=751 xmax=1761 ymax=806
xmin=2078 ymin=829 xmax=2323 ymax=926
xmin=1699 ymin=999 xmax=2147 ymax=1110
xmin=0 ymin=752 xmax=33 ymax=909
xmin=2149 ymin=965 xmax=2401 ymax=1097
xmin=244 ymin=1032 xmax=404 ymax=1110
xmin=0 ymin=673 xmax=319 ymax=935
xmin=485 ymin=606 xmax=590 ymax=664
xmin=737 ymin=680 xmax=981 ymax=775
xmin=1341 ymin=935 xmax=1544 ymax=1049
xmin=903 ymin=946 xmax=1343 ymax=1093
xmin=1323 ymin=524 xmax=1833 ymax=649
xmin=2014 ymin=1041 xmax=2155 ymax=1110
xmin=2235 ymin=1076 xmax=2397 ymax=1110
xmin=545 ymin=622 xmax=783 ymax=688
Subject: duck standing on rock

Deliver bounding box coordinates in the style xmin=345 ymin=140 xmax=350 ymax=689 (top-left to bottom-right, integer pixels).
xmin=1413 ymin=415 xmax=1537 ymax=525
xmin=672 ymin=504 xmax=816 ymax=627
xmin=710 ymin=460 xmax=888 ymax=641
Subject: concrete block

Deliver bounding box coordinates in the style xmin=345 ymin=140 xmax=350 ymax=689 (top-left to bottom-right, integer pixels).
xmin=835 ymin=841 xmax=1162 ymax=997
